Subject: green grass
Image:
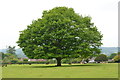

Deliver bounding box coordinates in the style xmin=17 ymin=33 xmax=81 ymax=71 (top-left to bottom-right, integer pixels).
xmin=2 ymin=63 xmax=118 ymax=78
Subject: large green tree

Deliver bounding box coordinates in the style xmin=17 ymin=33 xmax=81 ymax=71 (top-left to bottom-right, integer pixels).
xmin=17 ymin=7 xmax=103 ymax=66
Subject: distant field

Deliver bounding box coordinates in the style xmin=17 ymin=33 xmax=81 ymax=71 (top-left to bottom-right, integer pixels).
xmin=2 ymin=63 xmax=118 ymax=78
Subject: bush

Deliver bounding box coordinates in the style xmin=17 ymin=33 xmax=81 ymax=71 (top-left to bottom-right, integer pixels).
xmin=95 ymin=54 xmax=108 ymax=63
xmin=11 ymin=59 xmax=18 ymax=64
xmin=113 ymin=54 xmax=120 ymax=63
xmin=108 ymin=53 xmax=117 ymax=59
xmin=23 ymin=59 xmax=28 ymax=61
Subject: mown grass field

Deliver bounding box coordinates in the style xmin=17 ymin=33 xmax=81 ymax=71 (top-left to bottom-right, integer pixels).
xmin=2 ymin=63 xmax=118 ymax=78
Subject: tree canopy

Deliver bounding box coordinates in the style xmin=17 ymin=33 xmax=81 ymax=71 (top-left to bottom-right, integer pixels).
xmin=17 ymin=7 xmax=103 ymax=66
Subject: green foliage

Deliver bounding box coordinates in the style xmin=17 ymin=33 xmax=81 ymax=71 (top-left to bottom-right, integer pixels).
xmin=11 ymin=59 xmax=19 ymax=64
xmin=23 ymin=59 xmax=28 ymax=61
xmin=113 ymin=52 xmax=120 ymax=63
xmin=47 ymin=59 xmax=56 ymax=64
xmin=72 ymin=58 xmax=82 ymax=63
xmin=17 ymin=7 xmax=103 ymax=66
xmin=6 ymin=46 xmax=16 ymax=54
xmin=62 ymin=58 xmax=71 ymax=63
xmin=108 ymin=53 xmax=117 ymax=59
xmin=0 ymin=52 xmax=4 ymax=59
xmin=62 ymin=58 xmax=82 ymax=63
xmin=1 ymin=46 xmax=19 ymax=64
xmin=2 ymin=53 xmax=18 ymax=63
xmin=95 ymin=54 xmax=108 ymax=62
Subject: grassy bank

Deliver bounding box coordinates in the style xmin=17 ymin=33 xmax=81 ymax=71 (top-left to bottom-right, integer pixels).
xmin=2 ymin=63 xmax=118 ymax=78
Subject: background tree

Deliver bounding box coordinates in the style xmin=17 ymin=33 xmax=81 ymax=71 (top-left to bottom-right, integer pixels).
xmin=23 ymin=59 xmax=28 ymax=61
xmin=17 ymin=7 xmax=103 ymax=66
xmin=113 ymin=52 xmax=120 ymax=63
xmin=0 ymin=52 xmax=4 ymax=60
xmin=1 ymin=53 xmax=18 ymax=64
xmin=0 ymin=52 xmax=18 ymax=64
xmin=0 ymin=52 xmax=4 ymax=64
xmin=95 ymin=54 xmax=108 ymax=63
xmin=108 ymin=53 xmax=117 ymax=59
xmin=6 ymin=46 xmax=16 ymax=55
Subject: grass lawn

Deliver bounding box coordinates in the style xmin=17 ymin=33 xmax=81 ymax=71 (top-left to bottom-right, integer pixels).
xmin=2 ymin=63 xmax=118 ymax=78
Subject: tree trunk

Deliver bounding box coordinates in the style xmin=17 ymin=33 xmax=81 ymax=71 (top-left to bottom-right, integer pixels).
xmin=56 ymin=57 xmax=62 ymax=66
xmin=80 ymin=59 xmax=84 ymax=64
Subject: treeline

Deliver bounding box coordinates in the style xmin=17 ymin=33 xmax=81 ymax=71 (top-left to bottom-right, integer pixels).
xmin=0 ymin=46 xmax=19 ymax=64
xmin=95 ymin=53 xmax=120 ymax=63
xmin=0 ymin=46 xmax=120 ymax=66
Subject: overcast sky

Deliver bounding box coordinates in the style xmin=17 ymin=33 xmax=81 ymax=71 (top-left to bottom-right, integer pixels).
xmin=0 ymin=0 xmax=119 ymax=49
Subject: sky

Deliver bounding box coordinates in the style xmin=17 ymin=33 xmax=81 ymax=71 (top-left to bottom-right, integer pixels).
xmin=0 ymin=0 xmax=119 ymax=49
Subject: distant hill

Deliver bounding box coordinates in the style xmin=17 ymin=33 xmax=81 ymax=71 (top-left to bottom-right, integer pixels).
xmin=0 ymin=48 xmax=27 ymax=58
xmin=0 ymin=47 xmax=119 ymax=58
xmin=99 ymin=47 xmax=118 ymax=56
xmin=15 ymin=49 xmax=27 ymax=58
